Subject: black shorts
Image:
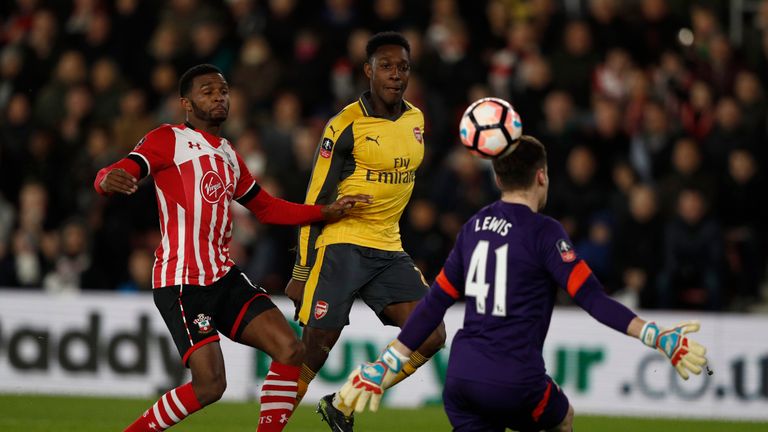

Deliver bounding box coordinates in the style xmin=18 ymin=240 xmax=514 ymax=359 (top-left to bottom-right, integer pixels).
xmin=153 ymin=267 xmax=276 ymax=366
xmin=298 ymin=244 xmax=429 ymax=329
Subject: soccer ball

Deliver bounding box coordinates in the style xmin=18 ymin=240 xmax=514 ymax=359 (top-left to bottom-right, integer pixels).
xmin=459 ymin=97 xmax=523 ymax=158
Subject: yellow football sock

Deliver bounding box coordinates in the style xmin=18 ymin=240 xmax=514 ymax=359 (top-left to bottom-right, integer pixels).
xmin=388 ymin=350 xmax=429 ymax=387
xmin=296 ymin=364 xmax=316 ymax=403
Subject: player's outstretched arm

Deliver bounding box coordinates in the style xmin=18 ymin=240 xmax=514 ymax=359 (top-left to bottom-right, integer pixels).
xmin=240 ymin=188 xmax=372 ymax=225
xmin=94 ymin=159 xmax=142 ymax=196
xmin=339 ymin=271 xmax=459 ymax=412
xmin=630 ymin=318 xmax=708 ymax=380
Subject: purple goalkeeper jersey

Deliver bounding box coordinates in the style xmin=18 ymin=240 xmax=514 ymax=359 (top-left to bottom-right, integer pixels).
xmin=399 ymin=201 xmax=636 ymax=387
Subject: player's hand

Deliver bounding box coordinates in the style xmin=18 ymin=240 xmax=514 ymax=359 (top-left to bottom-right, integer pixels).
xmin=100 ymin=168 xmax=138 ymax=195
xmin=321 ymin=194 xmax=373 ymax=221
xmin=339 ymin=346 xmax=408 ymax=413
xmin=640 ymin=321 xmax=708 ymax=380
xmin=284 ymin=278 xmax=305 ymax=320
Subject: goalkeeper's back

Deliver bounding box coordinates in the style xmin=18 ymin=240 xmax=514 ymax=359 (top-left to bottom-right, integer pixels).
xmin=446 ymin=200 xmax=571 ymax=386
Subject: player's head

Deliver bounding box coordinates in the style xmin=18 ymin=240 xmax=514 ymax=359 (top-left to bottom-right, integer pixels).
xmin=364 ymin=31 xmax=411 ymax=108
xmin=492 ymin=135 xmax=549 ymax=210
xmin=179 ymin=64 xmax=229 ymax=125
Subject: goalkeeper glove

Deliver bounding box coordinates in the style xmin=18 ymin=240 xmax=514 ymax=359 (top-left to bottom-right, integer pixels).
xmin=338 ymin=345 xmax=409 ymax=413
xmin=640 ymin=320 xmax=708 ymax=380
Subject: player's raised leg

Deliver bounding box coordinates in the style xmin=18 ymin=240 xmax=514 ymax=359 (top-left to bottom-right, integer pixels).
xmin=239 ymin=307 xmax=304 ymax=432
xmin=124 ymin=343 xmax=225 ymax=431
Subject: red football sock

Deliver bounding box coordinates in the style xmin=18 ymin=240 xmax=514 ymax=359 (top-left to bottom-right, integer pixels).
xmin=257 ymin=362 xmax=300 ymax=431
xmin=124 ymin=382 xmax=202 ymax=431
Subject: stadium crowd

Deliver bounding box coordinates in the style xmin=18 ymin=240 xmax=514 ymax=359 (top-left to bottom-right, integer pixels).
xmin=0 ymin=0 xmax=767 ymax=312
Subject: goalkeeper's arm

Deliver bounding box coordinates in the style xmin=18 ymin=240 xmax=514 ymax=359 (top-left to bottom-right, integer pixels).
xmin=339 ymin=279 xmax=456 ymax=412
xmin=567 ymin=261 xmax=708 ymax=380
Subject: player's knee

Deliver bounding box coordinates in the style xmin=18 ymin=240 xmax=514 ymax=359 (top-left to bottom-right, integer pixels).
xmin=194 ymin=372 xmax=227 ymax=405
xmin=276 ymin=337 xmax=305 ymax=366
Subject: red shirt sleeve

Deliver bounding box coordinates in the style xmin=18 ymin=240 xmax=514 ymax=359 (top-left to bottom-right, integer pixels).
xmin=129 ymin=125 xmax=175 ymax=177
xmin=94 ymin=125 xmax=175 ymax=195
xmin=241 ymin=188 xmax=325 ymax=225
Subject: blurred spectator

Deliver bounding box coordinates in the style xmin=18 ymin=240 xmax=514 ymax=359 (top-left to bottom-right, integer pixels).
xmin=592 ymin=48 xmax=633 ymax=103
xmin=21 ymin=9 xmax=62 ymax=96
xmin=693 ymin=33 xmax=739 ymax=98
xmin=587 ymin=0 xmax=628 ymax=56
xmin=370 ymin=0 xmax=407 ymax=33
xmin=401 ymin=198 xmax=448 ymax=280
xmin=234 ymin=128 xmax=267 ymax=180
xmin=34 ymin=50 xmax=87 ymax=128
xmin=652 ymin=50 xmax=693 ymax=114
xmin=608 ymin=159 xmax=638 ymax=219
xmin=221 ymin=87 xmax=249 ymax=139
xmin=112 ymin=88 xmax=155 ymax=154
xmin=190 ymin=19 xmax=235 ymax=75
xmin=680 ymin=80 xmax=715 ymax=142
xmin=536 ymin=90 xmax=577 ymax=181
xmin=510 ymin=54 xmax=552 ymax=140
xmin=629 ymin=101 xmax=676 ymax=182
xmin=549 ymin=145 xmax=608 ymax=241
xmin=733 ymin=71 xmax=767 ymax=146
xmin=658 ymin=188 xmax=723 ymax=310
xmin=719 ymin=149 xmax=767 ymax=306
xmin=548 ymin=20 xmax=598 ymax=108
xmin=43 ymin=218 xmax=98 ymax=294
xmin=431 ymin=147 xmax=497 ymax=221
xmin=657 ymin=137 xmax=717 ymax=217
xmin=117 ymin=248 xmax=154 ymax=293
xmin=613 ymin=184 xmax=663 ymax=309
xmin=575 ymin=212 xmax=615 ymax=288
xmin=703 ymin=96 xmax=757 ymax=175
xmin=1 ymin=93 xmax=33 ymax=201
xmin=630 ymin=0 xmax=679 ymax=65
xmin=259 ymin=92 xmax=302 ymax=196
xmin=232 ymin=34 xmax=283 ymax=113
xmin=582 ymin=97 xmax=630 ymax=183
xmin=91 ymin=58 xmax=125 ymax=124
xmin=0 ymin=45 xmax=24 ymax=108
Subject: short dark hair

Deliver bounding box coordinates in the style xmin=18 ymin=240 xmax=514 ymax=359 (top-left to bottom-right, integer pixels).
xmin=366 ymin=31 xmax=410 ymax=62
xmin=492 ymin=135 xmax=548 ymax=191
xmin=179 ymin=64 xmax=223 ymax=97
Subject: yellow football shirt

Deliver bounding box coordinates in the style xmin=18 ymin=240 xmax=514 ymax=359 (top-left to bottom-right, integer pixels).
xmin=292 ymin=92 xmax=425 ymax=280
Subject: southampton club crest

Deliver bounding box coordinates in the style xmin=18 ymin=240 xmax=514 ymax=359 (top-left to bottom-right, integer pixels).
xmin=193 ymin=314 xmax=213 ymax=334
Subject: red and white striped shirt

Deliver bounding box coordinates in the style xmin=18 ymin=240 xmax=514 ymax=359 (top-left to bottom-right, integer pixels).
xmin=135 ymin=123 xmax=254 ymax=287
xmin=95 ymin=123 xmax=325 ymax=289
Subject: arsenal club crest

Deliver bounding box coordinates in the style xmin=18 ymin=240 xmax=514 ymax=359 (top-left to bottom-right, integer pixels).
xmin=193 ymin=314 xmax=213 ymax=334
xmin=314 ymin=300 xmax=329 ymax=320
xmin=556 ymin=239 xmax=576 ymax=263
xmin=413 ymin=127 xmax=423 ymax=143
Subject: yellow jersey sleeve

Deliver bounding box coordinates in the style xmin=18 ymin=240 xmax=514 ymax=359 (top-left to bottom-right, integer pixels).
xmin=292 ymin=115 xmax=356 ymax=280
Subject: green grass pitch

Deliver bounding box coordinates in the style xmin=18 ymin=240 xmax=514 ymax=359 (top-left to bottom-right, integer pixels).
xmin=0 ymin=395 xmax=766 ymax=431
